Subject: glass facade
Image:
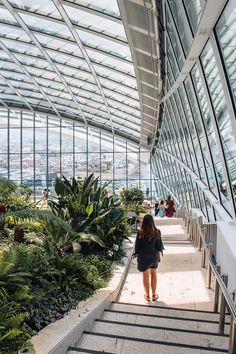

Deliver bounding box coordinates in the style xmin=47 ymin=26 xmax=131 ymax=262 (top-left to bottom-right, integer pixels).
xmin=0 ymin=0 xmax=236 ymax=222
xmin=0 ymin=108 xmax=152 ymax=199
xmin=0 ymin=0 xmax=140 ymax=142
xmin=152 ymin=0 xmax=236 ymax=221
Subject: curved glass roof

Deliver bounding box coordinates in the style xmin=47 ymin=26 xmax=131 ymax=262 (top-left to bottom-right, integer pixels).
xmin=0 ymin=0 xmax=141 ymax=142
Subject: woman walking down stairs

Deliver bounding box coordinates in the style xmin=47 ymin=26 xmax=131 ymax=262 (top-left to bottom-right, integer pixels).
xmin=67 ymin=218 xmax=231 ymax=354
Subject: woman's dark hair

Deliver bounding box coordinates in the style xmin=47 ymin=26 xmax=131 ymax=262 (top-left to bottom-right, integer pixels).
xmin=166 ymin=195 xmax=173 ymax=205
xmin=160 ymin=200 xmax=164 ymax=205
xmin=140 ymin=214 xmax=158 ymax=241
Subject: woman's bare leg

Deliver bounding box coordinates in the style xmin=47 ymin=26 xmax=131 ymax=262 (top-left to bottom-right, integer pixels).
xmin=142 ymin=269 xmax=150 ymax=296
xmin=150 ymin=268 xmax=157 ymax=295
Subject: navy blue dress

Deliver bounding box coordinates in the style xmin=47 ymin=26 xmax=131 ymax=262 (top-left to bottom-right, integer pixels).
xmin=134 ymin=230 xmax=164 ymax=272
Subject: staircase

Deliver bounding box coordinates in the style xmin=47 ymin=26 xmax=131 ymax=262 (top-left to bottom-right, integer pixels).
xmin=66 ymin=218 xmax=230 ymax=354
xmin=67 ymin=301 xmax=229 ymax=353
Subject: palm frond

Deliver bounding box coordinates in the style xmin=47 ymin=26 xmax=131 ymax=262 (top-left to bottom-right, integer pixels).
xmin=3 ymin=209 xmax=71 ymax=234
xmin=0 ymin=179 xmax=17 ymax=197
xmin=79 ymin=232 xmax=105 ymax=247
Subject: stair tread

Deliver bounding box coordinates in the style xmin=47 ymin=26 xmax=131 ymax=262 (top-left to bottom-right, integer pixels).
xmin=90 ymin=321 xmax=228 ymax=350
xmin=68 ymin=348 xmax=113 ymax=354
xmin=75 ymin=332 xmax=227 ymax=353
xmin=110 ymin=303 xmax=229 ymax=322
xmin=100 ymin=313 xmax=230 ymax=335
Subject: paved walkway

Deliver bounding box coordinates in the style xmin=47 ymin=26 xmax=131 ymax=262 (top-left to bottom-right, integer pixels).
xmin=119 ymin=218 xmax=214 ymax=311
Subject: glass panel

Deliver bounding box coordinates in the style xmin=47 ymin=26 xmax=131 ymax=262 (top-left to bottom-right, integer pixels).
xmin=75 ymin=153 xmax=87 ymax=179
xmin=61 ymin=153 xmax=73 ymax=178
xmin=87 ymin=152 xmax=100 ymax=178
xmin=62 ymin=125 xmax=73 ymax=153
xmin=201 ymin=40 xmax=236 ymax=212
xmin=191 ymin=65 xmax=230 ymax=212
xmin=48 ymin=154 xmax=60 ymax=179
xmin=166 ymin=38 xmax=179 ymax=81
xmin=9 ymin=126 xmax=20 ymax=154
xmin=216 ymin=1 xmax=236 ymax=110
xmin=140 ymin=151 xmax=150 ymax=179
xmin=10 ymin=154 xmax=20 ymax=180
xmin=0 ymin=154 xmax=8 ymax=178
xmin=183 ymin=0 xmax=205 ymax=34
xmin=114 ymin=152 xmax=126 ymax=180
xmin=166 ymin=6 xmax=185 ymax=70
xmin=88 ymin=129 xmax=100 ymax=152
xmin=22 ymin=153 xmax=33 ymax=181
xmin=48 ymin=127 xmax=60 ymax=153
xmin=64 ymin=4 xmax=126 ymax=40
xmin=0 ymin=1 xmax=140 ymax=141
xmin=185 ymin=78 xmax=215 ymax=190
xmin=74 ymin=125 xmax=87 ymax=152
xmin=101 ymin=131 xmax=113 ymax=152
xmin=35 ymin=153 xmax=46 ymax=186
xmin=173 ymin=90 xmax=196 ymax=171
xmin=128 ymin=152 xmax=139 ymax=179
xmin=65 ymin=0 xmax=121 ymax=19
xmin=22 ymin=127 xmax=33 ymax=153
xmin=168 ymin=0 xmax=192 ymax=55
xmin=101 ymin=152 xmax=113 ymax=181
xmin=204 ymin=195 xmax=215 ymax=221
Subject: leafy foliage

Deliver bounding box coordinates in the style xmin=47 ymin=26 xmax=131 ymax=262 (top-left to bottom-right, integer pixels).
xmin=0 ymin=175 xmax=129 ymax=352
xmin=120 ymin=188 xmax=144 ymax=207
xmin=0 ymin=289 xmax=31 ymax=354
xmin=49 ymin=174 xmax=130 ymax=257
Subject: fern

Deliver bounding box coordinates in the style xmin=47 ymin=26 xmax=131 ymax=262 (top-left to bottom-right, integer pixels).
xmin=0 ymin=290 xmax=31 ymax=353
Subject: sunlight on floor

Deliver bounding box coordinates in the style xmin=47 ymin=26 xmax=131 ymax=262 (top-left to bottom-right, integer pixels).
xmin=119 ymin=222 xmax=214 ymax=310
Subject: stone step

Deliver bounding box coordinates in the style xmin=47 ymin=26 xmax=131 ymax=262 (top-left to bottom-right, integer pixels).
xmin=68 ymin=349 xmax=111 ymax=354
xmin=90 ymin=320 xmax=228 ymax=350
xmin=110 ymin=302 xmax=230 ymax=323
xmin=162 ymin=240 xmax=192 ymax=245
xmin=102 ymin=309 xmax=230 ymax=335
xmin=71 ymin=331 xmax=228 ymax=353
xmin=153 ymin=218 xmax=183 ymax=226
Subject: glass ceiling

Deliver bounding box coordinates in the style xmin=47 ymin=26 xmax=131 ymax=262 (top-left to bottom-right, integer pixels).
xmin=0 ymin=0 xmax=141 ymax=142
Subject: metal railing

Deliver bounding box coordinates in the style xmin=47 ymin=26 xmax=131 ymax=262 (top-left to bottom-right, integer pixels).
xmin=184 ymin=214 xmax=236 ymax=354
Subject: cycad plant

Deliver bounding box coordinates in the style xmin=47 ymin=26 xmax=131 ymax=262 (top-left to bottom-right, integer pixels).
xmin=49 ymin=174 xmax=130 ymax=257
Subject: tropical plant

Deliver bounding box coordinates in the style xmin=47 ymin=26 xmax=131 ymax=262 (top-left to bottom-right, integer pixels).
xmin=48 ymin=174 xmax=131 ymax=256
xmin=120 ymin=187 xmax=144 ymax=206
xmin=0 ymin=175 xmax=130 ymax=352
xmin=0 ymin=289 xmax=31 ymax=353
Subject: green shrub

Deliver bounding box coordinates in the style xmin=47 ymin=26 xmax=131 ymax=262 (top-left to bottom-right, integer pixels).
xmin=0 ymin=176 xmax=129 ymax=352
xmin=0 ymin=290 xmax=32 ymax=353
xmin=120 ymin=188 xmax=144 ymax=208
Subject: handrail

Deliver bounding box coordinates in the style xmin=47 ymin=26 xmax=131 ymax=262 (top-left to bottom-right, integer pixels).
xmin=183 ymin=212 xmax=236 ymax=354
xmin=196 ymin=220 xmax=236 ymax=320
xmin=210 ymin=259 xmax=236 ymax=320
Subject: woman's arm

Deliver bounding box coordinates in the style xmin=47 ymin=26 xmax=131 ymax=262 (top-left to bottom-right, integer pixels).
xmin=134 ymin=232 xmax=141 ymax=256
xmin=156 ymin=230 xmax=164 ymax=255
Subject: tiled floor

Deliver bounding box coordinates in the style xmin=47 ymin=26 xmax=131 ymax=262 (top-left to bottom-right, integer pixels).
xmin=119 ymin=219 xmax=215 ymax=311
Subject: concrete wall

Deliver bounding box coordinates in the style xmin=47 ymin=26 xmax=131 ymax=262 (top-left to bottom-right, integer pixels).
xmin=216 ymin=221 xmax=236 ymax=292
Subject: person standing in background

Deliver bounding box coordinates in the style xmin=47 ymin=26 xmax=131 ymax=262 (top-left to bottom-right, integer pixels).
xmin=165 ymin=195 xmax=175 ymax=217
xmin=154 ymin=199 xmax=159 ymax=216
xmin=158 ymin=200 xmax=165 ymax=217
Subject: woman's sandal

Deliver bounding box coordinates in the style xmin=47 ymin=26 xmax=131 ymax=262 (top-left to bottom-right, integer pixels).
xmin=144 ymin=294 xmax=150 ymax=301
xmin=152 ymin=294 xmax=159 ymax=301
